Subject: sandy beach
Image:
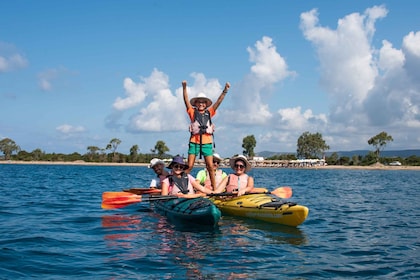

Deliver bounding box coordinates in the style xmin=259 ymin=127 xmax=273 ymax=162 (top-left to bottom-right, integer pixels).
xmin=1 ymin=160 xmax=419 ymax=171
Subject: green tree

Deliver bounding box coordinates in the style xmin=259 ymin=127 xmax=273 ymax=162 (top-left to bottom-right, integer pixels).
xmin=151 ymin=140 xmax=169 ymax=157
xmin=296 ymin=131 xmax=329 ymax=159
xmin=351 ymin=155 xmax=359 ymax=166
xmin=242 ymin=135 xmax=257 ymax=158
xmin=32 ymin=148 xmax=44 ymax=161
xmin=368 ymin=131 xmax=393 ymax=162
xmin=0 ymin=138 xmax=20 ymax=160
xmin=326 ymin=152 xmax=339 ymax=165
xmin=129 ymin=144 xmax=139 ymax=163
xmin=87 ymin=146 xmax=100 ymax=161
xmin=106 ymin=138 xmax=121 ymax=162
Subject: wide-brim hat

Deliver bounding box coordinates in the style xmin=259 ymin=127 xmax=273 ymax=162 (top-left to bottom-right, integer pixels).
xmin=168 ymin=155 xmax=189 ymax=170
xmin=190 ymin=92 xmax=212 ymax=107
xmin=149 ymin=158 xmax=165 ymax=168
xmin=229 ymin=155 xmax=251 ymax=172
xmin=213 ymin=153 xmax=223 ymax=162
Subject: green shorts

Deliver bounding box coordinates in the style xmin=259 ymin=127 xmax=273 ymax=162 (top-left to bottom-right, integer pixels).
xmin=188 ymin=143 xmax=213 ymax=157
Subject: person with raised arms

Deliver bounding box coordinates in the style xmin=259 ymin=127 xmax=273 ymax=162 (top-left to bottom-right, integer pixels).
xmin=182 ymin=80 xmax=230 ymax=190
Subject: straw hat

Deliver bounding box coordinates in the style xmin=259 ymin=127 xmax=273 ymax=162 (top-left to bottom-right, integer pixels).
xmin=229 ymin=155 xmax=251 ymax=172
xmin=190 ymin=93 xmax=212 ymax=107
xmin=213 ymin=153 xmax=223 ymax=162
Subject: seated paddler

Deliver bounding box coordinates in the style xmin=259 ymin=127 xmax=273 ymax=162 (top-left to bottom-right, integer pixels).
xmin=214 ymin=155 xmax=254 ymax=196
xmin=161 ymin=155 xmax=214 ymax=198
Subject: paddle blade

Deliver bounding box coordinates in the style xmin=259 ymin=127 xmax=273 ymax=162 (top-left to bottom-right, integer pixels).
xmin=271 ymin=186 xmax=293 ymax=199
xmin=101 ymin=192 xmax=143 ymax=210
xmin=101 ymin=201 xmax=140 ymax=210
xmin=103 ymin=191 xmax=139 ymax=200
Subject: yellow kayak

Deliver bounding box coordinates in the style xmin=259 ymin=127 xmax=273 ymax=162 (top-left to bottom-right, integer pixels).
xmin=210 ymin=193 xmax=309 ymax=227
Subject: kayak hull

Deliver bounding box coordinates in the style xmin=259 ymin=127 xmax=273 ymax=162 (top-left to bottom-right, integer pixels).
xmin=153 ymin=197 xmax=221 ymax=228
xmin=211 ymin=193 xmax=309 ymax=227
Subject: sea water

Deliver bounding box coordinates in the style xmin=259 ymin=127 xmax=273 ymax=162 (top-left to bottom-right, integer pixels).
xmin=0 ymin=164 xmax=419 ymax=279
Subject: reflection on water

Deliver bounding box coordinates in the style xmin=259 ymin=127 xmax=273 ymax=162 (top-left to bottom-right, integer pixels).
xmin=101 ymin=207 xmax=308 ymax=279
xmin=220 ymin=216 xmax=308 ymax=246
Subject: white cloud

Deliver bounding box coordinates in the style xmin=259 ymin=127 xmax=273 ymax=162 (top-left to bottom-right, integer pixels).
xmin=300 ymin=6 xmax=387 ymax=123
xmin=111 ymin=69 xmax=229 ymax=133
xmin=403 ymin=31 xmax=420 ymax=57
xmin=378 ymin=40 xmax=405 ymax=71
xmin=248 ymin=36 xmax=295 ymax=85
xmin=0 ymin=42 xmax=28 ymax=72
xmin=299 ymin=5 xmax=420 ymax=150
xmin=223 ymin=36 xmax=296 ymax=125
xmin=276 ymin=106 xmax=328 ymax=130
xmin=56 ymin=124 xmax=86 ymax=134
xmin=106 ymin=6 xmax=420 ymax=153
xmin=113 ymin=77 xmax=147 ymax=110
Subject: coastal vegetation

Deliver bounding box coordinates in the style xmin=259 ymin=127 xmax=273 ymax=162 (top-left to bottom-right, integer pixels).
xmin=1 ymin=132 xmax=420 ymax=166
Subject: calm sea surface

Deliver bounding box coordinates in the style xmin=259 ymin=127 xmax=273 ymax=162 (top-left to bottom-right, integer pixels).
xmin=0 ymin=164 xmax=419 ymax=279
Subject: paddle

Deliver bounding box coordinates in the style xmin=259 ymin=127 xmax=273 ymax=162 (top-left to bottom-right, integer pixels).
xmin=265 ymin=186 xmax=292 ymax=199
xmin=210 ymin=186 xmax=293 ymax=199
xmin=123 ymin=188 xmax=162 ymax=195
xmin=101 ymin=192 xmax=177 ymax=210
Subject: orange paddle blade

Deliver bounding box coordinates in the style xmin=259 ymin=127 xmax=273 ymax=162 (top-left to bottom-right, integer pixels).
xmin=101 ymin=192 xmax=143 ymax=210
xmin=271 ymin=186 xmax=293 ymax=199
xmin=102 ymin=191 xmax=140 ymax=200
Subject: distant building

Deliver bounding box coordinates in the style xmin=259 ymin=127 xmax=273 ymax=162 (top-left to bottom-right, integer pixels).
xmin=253 ymin=156 xmax=264 ymax=161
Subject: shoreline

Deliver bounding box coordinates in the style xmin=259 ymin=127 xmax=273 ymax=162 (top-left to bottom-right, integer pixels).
xmin=1 ymin=160 xmax=419 ymax=171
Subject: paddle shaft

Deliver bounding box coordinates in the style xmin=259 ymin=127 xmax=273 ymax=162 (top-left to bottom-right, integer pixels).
xmin=102 ymin=194 xmax=177 ymax=210
xmin=209 ymin=186 xmax=292 ymax=199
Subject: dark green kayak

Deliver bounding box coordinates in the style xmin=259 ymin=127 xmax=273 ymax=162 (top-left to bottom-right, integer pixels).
xmin=153 ymin=197 xmax=221 ymax=228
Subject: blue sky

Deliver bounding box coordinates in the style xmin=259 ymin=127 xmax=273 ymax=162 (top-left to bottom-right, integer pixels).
xmin=1 ymin=1 xmax=419 ymax=158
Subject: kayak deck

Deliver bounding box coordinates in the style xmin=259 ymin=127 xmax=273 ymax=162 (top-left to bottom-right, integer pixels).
xmin=211 ymin=194 xmax=309 ymax=227
xmin=153 ymin=197 xmax=221 ymax=228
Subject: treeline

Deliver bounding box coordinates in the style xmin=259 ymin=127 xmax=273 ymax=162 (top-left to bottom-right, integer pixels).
xmin=266 ymin=152 xmax=420 ymax=166
xmin=0 ymin=137 xmax=171 ymax=164
xmin=1 ymin=131 xmax=420 ymax=166
xmin=8 ymin=149 xmax=161 ymax=164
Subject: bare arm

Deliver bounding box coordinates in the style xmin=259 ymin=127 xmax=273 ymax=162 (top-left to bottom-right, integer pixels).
xmin=191 ymin=179 xmax=213 ymax=195
xmin=214 ymin=175 xmax=228 ymax=193
xmin=212 ymin=82 xmax=230 ymax=111
xmin=182 ymin=80 xmax=192 ymax=110
xmin=238 ymin=176 xmax=254 ymax=196
xmin=161 ymin=181 xmax=169 ymax=196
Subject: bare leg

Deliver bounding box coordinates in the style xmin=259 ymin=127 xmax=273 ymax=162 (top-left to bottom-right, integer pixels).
xmin=186 ymin=153 xmax=196 ymax=174
xmin=204 ymin=155 xmax=216 ymax=190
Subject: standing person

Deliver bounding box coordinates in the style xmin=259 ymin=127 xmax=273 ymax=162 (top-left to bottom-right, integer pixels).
xmin=215 ymin=155 xmax=254 ymax=196
xmin=195 ymin=153 xmax=227 ymax=192
xmin=161 ymin=155 xmax=214 ymax=198
xmin=148 ymin=158 xmax=170 ymax=189
xmin=182 ymin=80 xmax=230 ymax=190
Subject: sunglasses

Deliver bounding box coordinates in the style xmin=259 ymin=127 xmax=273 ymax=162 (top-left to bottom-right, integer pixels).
xmin=234 ymin=164 xmax=245 ymax=169
xmin=172 ymin=164 xmax=184 ymax=170
xmin=213 ymin=161 xmax=220 ymax=164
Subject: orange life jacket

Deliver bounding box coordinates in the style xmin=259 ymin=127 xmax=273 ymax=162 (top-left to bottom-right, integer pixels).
xmin=225 ymin=174 xmax=249 ymax=193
